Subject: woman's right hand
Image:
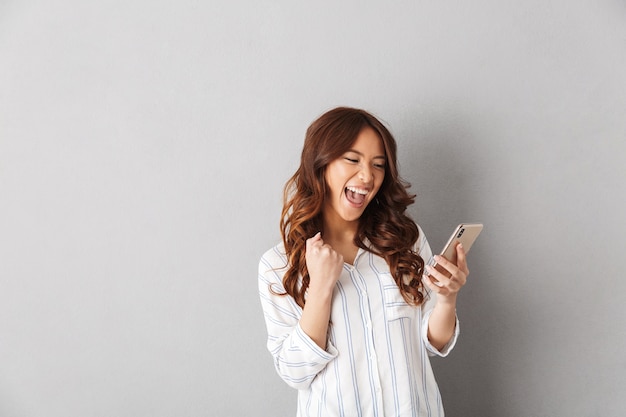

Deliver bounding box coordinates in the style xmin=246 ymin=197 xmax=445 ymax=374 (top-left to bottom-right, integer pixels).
xmin=299 ymin=232 xmax=344 ymax=349
xmin=305 ymin=232 xmax=344 ymax=296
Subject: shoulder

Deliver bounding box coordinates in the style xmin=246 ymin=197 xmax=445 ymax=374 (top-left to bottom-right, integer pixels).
xmin=415 ymin=224 xmax=427 ymax=244
xmin=414 ymin=223 xmax=433 ymax=261
xmin=258 ymin=242 xmax=289 ymax=290
xmin=259 ymin=242 xmax=288 ymax=271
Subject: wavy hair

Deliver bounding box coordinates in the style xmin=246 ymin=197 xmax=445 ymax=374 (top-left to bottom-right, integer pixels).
xmin=279 ymin=107 xmax=426 ymax=307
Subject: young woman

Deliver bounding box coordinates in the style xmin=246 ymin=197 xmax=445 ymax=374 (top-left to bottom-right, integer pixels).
xmin=258 ymin=107 xmax=470 ymax=417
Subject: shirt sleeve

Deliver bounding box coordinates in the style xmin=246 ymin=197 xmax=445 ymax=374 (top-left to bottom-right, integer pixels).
xmin=416 ymin=226 xmax=461 ymax=357
xmin=258 ymin=248 xmax=338 ymax=389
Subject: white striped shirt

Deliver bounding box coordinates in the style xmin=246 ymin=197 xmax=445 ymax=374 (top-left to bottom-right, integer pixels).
xmin=258 ymin=227 xmax=459 ymax=417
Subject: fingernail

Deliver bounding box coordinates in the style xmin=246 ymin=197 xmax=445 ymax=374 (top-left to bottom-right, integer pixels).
xmin=433 ymin=255 xmax=441 ymax=261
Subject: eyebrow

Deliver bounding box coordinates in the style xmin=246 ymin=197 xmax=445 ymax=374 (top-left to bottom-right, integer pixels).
xmin=346 ymin=149 xmax=387 ymax=160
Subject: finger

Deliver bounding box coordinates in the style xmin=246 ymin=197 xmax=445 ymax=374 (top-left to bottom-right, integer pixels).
xmin=432 ymin=253 xmax=453 ymax=269
xmin=429 ymin=256 xmax=454 ymax=277
xmin=336 ymin=253 xmax=345 ymax=265
xmin=306 ymin=232 xmax=322 ymax=249
xmin=422 ymin=274 xmax=441 ymax=291
xmin=423 ymin=274 xmax=450 ymax=295
xmin=326 ymin=246 xmax=344 ymax=265
xmin=433 ymin=253 xmax=461 ymax=277
xmin=425 ymin=271 xmax=464 ymax=299
xmin=455 ymin=243 xmax=469 ymax=272
xmin=425 ymin=264 xmax=451 ymax=287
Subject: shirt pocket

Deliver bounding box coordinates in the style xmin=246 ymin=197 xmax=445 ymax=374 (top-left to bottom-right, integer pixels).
xmin=381 ymin=274 xmax=416 ymax=321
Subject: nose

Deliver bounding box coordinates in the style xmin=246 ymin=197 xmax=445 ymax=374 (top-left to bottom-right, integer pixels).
xmin=359 ymin=166 xmax=374 ymax=184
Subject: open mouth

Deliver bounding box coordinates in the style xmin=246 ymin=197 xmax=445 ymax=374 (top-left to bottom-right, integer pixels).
xmin=345 ymin=186 xmax=368 ymax=206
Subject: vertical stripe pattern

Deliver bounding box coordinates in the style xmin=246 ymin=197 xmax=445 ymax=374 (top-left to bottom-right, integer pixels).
xmin=258 ymin=226 xmax=460 ymax=417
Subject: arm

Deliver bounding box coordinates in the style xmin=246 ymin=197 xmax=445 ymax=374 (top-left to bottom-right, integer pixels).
xmin=423 ymin=242 xmax=469 ymax=350
xmin=258 ymin=234 xmax=343 ymax=389
xmin=299 ymin=232 xmax=344 ymax=349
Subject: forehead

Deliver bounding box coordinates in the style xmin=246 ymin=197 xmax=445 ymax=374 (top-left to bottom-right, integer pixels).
xmin=348 ymin=126 xmax=385 ymax=157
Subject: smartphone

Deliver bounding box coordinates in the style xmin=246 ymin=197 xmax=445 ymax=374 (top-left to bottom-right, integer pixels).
xmin=429 ymin=223 xmax=483 ymax=274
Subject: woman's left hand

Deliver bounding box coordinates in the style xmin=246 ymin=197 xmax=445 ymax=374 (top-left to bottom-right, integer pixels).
xmin=423 ymin=243 xmax=469 ymax=302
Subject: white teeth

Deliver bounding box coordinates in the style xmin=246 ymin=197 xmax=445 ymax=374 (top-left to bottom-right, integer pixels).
xmin=346 ymin=186 xmax=368 ymax=195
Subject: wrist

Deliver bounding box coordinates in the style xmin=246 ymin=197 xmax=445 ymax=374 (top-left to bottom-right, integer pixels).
xmin=436 ymin=294 xmax=458 ymax=308
xmin=307 ymin=283 xmax=335 ymax=301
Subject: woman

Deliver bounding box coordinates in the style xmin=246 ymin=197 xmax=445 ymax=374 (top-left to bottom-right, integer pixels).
xmin=258 ymin=107 xmax=469 ymax=416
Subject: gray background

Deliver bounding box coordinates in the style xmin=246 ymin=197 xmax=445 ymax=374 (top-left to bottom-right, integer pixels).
xmin=1 ymin=1 xmax=625 ymax=416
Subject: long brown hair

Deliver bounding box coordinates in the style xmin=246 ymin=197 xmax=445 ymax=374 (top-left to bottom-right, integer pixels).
xmin=279 ymin=107 xmax=425 ymax=307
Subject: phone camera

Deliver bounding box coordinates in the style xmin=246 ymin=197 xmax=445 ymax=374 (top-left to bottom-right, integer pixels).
xmin=456 ymin=228 xmax=465 ymax=238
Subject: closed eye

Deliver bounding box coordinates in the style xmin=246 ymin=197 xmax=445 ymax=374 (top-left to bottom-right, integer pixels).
xmin=344 ymin=157 xmax=358 ymax=163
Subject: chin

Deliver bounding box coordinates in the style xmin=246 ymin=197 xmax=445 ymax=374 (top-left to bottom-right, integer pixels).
xmin=342 ymin=208 xmax=367 ymax=222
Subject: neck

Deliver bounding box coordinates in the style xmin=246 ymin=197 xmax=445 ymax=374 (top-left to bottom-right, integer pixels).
xmin=321 ymin=212 xmax=360 ymax=265
xmin=323 ymin=224 xmax=357 ymax=246
xmin=322 ymin=211 xmax=359 ymax=245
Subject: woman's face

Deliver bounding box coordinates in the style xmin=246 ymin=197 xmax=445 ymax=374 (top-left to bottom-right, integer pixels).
xmin=323 ymin=126 xmax=386 ymax=226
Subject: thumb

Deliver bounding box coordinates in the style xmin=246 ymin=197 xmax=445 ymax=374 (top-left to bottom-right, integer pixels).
xmin=306 ymin=232 xmax=322 ymax=248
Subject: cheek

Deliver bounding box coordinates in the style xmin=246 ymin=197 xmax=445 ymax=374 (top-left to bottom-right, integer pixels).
xmin=326 ymin=166 xmax=348 ymax=189
xmin=325 ymin=170 xmax=343 ymax=197
xmin=375 ymin=173 xmax=385 ymax=192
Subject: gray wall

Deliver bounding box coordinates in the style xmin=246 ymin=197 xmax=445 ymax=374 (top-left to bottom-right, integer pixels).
xmin=1 ymin=1 xmax=625 ymax=416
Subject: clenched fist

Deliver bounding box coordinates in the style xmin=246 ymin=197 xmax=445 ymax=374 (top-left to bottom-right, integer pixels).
xmin=305 ymin=232 xmax=344 ymax=296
